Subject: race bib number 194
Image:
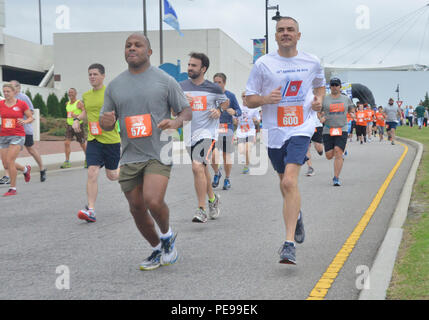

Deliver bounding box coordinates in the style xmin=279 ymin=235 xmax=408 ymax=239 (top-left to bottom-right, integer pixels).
xmin=125 ymin=114 xmax=152 ymax=139
xmin=277 ymin=106 xmax=304 ymax=127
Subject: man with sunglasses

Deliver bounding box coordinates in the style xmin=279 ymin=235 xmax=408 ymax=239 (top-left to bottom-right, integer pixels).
xmin=320 ymin=78 xmax=354 ymax=186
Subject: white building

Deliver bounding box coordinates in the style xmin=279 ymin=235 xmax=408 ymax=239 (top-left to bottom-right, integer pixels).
xmin=53 ymin=29 xmax=253 ymax=100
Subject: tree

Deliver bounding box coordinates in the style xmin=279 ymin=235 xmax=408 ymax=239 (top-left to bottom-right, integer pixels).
xmin=32 ymin=93 xmax=48 ymax=117
xmin=423 ymin=92 xmax=429 ymax=110
xmin=59 ymin=92 xmax=68 ymax=118
xmin=25 ymin=89 xmax=33 ymax=103
xmin=47 ymin=93 xmax=61 ymax=117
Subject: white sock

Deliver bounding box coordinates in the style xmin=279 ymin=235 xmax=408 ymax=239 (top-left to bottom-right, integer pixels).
xmin=160 ymin=227 xmax=172 ymax=239
xmin=10 ymin=187 xmax=16 ymax=191
xmin=23 ymin=167 xmax=27 ymax=174
xmin=152 ymin=243 xmax=162 ymax=251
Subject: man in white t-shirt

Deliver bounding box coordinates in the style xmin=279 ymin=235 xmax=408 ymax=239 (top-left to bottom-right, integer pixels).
xmin=236 ymin=92 xmax=260 ymax=174
xmin=246 ymin=16 xmax=325 ymax=265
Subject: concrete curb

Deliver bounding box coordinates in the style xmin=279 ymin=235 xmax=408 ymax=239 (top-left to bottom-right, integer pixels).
xmin=359 ymin=136 xmax=424 ymax=300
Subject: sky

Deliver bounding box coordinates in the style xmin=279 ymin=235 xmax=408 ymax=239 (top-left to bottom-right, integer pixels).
xmin=3 ymin=0 xmax=429 ymax=104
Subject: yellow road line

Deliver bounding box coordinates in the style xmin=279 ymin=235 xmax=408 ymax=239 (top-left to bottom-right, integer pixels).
xmin=306 ymin=143 xmax=409 ymax=300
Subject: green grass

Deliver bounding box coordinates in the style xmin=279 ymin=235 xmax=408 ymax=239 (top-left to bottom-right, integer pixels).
xmin=386 ymin=126 xmax=429 ymax=300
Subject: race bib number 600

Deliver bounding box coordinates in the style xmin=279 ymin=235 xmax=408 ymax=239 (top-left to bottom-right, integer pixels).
xmin=277 ymin=106 xmax=304 ymax=127
xmin=125 ymin=114 xmax=152 ymax=139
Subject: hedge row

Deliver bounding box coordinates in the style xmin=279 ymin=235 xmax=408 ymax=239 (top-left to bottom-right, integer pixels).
xmin=25 ymin=90 xmax=69 ymax=118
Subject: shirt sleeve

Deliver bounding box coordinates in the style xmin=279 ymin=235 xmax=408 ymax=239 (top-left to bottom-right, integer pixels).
xmin=246 ymin=63 xmax=263 ymax=96
xmin=168 ymin=77 xmax=190 ymax=115
xmin=312 ymin=59 xmax=326 ymax=89
xmin=229 ymin=92 xmax=242 ymax=117
xmin=100 ymin=85 xmax=117 ymax=118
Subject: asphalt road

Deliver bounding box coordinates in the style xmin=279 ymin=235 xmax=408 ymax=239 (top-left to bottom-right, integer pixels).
xmin=0 ymin=138 xmax=416 ymax=300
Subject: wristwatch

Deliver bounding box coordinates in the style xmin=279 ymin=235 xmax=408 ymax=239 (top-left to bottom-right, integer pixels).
xmin=73 ymin=118 xmax=80 ymax=122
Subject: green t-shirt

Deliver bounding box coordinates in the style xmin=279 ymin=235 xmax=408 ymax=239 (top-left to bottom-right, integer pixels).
xmin=82 ymin=86 xmax=120 ymax=144
xmin=415 ymin=105 xmax=426 ymax=118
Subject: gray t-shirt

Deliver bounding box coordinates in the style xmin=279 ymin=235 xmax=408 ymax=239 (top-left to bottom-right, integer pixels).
xmin=179 ymin=80 xmax=228 ymax=146
xmin=101 ymin=66 xmax=190 ymax=166
xmin=384 ymin=104 xmax=401 ymax=122
xmin=321 ymin=94 xmax=353 ymax=135
xmin=16 ymin=93 xmax=34 ymax=135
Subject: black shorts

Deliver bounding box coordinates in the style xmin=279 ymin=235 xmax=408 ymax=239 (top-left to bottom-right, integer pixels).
xmin=216 ymin=135 xmax=234 ymax=153
xmin=355 ymin=125 xmax=366 ymax=137
xmin=24 ymin=134 xmax=34 ymax=147
xmin=311 ymin=127 xmax=323 ymax=144
xmin=186 ymin=139 xmax=216 ymax=165
xmin=86 ymin=139 xmax=121 ymax=170
xmin=323 ymin=132 xmax=348 ymax=152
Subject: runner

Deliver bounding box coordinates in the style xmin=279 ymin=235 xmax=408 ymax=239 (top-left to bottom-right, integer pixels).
xmin=10 ymin=81 xmax=47 ymax=182
xmin=246 ymin=16 xmax=325 ymax=265
xmin=355 ymin=102 xmax=367 ymax=144
xmin=384 ymin=98 xmax=402 ymax=145
xmin=375 ymin=106 xmax=386 ymax=142
xmin=364 ymin=103 xmax=375 ymax=142
xmin=99 ymin=33 xmax=191 ymax=271
xmin=0 ymin=83 xmax=33 ymax=196
xmin=305 ymin=111 xmax=323 ymax=177
xmin=320 ymin=77 xmax=354 ymax=187
xmin=236 ymin=92 xmax=260 ymax=174
xmin=60 ymin=88 xmax=87 ymax=169
xmin=180 ymin=52 xmax=228 ymax=223
xmin=211 ymin=73 xmax=241 ymax=190
xmin=72 ymin=63 xmax=121 ymax=222
xmin=347 ymin=105 xmax=356 ymax=143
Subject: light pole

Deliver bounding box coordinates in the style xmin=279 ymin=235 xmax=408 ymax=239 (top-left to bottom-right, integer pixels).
xmin=143 ymin=0 xmax=147 ymax=37
xmin=38 ymin=0 xmax=42 ymax=44
xmin=265 ymin=1 xmax=282 ymax=53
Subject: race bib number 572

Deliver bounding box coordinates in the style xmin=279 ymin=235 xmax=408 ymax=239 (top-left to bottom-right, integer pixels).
xmin=125 ymin=114 xmax=152 ymax=139
xmin=277 ymin=106 xmax=304 ymax=127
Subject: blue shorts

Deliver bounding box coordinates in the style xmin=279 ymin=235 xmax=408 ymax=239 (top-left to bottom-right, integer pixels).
xmin=268 ymin=136 xmax=310 ymax=174
xmin=86 ymin=139 xmax=121 ymax=170
xmin=386 ymin=121 xmax=398 ymax=131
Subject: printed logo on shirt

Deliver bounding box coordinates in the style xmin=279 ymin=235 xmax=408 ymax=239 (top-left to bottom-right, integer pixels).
xmin=13 ymin=107 xmax=21 ymax=112
xmin=283 ymin=80 xmax=303 ymax=97
xmin=329 ymin=103 xmax=345 ymax=113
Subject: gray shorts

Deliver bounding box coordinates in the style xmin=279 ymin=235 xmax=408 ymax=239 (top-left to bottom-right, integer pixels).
xmin=377 ymin=126 xmax=385 ymax=135
xmin=0 ymin=136 xmax=25 ymax=149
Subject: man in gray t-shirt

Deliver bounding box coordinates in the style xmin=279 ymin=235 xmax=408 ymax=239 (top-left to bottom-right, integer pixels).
xmin=321 ymin=78 xmax=354 ymax=186
xmin=384 ymin=98 xmax=402 ymax=145
xmin=100 ymin=33 xmax=192 ymax=272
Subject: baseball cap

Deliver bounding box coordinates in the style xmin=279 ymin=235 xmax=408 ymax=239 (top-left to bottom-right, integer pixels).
xmin=330 ymin=77 xmax=341 ymax=86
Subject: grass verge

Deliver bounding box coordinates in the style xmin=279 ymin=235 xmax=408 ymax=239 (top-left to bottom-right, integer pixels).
xmin=386 ymin=126 xmax=429 ymax=300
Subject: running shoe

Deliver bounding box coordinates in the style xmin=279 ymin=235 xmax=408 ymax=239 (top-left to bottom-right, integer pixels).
xmin=278 ymin=242 xmax=296 ymax=265
xmin=212 ymin=170 xmax=222 ymax=188
xmin=306 ymin=167 xmax=315 ymax=176
xmin=294 ymin=211 xmax=305 ymax=244
xmin=333 ymin=176 xmax=341 ymax=187
xmin=3 ymin=189 xmax=17 ymax=197
xmin=223 ymin=178 xmax=231 ymax=190
xmin=60 ymin=161 xmax=71 ymax=169
xmin=78 ymin=206 xmax=97 ymax=223
xmin=139 ymin=250 xmax=162 ymax=271
xmin=192 ymin=208 xmax=208 ymax=223
xmin=160 ymin=233 xmax=178 ymax=266
xmin=23 ymin=165 xmax=31 ymax=183
xmin=40 ymin=169 xmax=47 ymax=182
xmin=242 ymin=166 xmax=250 ymax=174
xmin=392 ymin=141 xmax=395 ymax=145
xmin=208 ymin=194 xmax=220 ymax=219
xmin=0 ymin=176 xmax=10 ymax=185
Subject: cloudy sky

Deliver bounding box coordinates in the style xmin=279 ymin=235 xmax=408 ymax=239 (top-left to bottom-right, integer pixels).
xmin=3 ymin=0 xmax=429 ymax=103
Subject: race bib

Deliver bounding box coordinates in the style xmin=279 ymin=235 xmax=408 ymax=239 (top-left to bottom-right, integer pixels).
xmin=89 ymin=122 xmax=102 ymax=136
xmin=277 ymin=106 xmax=304 ymax=127
xmin=241 ymin=124 xmax=250 ymax=133
xmin=219 ymin=123 xmax=228 ymax=134
xmin=67 ymin=111 xmax=73 ymax=118
xmin=330 ymin=127 xmax=342 ymax=136
xmin=2 ymin=118 xmax=16 ymax=129
xmin=125 ymin=114 xmax=152 ymax=139
xmin=190 ymin=96 xmax=207 ymax=111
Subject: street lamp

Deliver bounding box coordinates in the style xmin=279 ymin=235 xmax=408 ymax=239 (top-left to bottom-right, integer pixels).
xmin=265 ymin=1 xmax=282 ymax=53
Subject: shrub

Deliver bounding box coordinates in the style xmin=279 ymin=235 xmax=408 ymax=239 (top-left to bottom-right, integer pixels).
xmin=47 ymin=93 xmax=61 ymax=118
xmin=33 ymin=93 xmax=48 ymax=117
xmin=59 ymin=92 xmax=68 ymax=118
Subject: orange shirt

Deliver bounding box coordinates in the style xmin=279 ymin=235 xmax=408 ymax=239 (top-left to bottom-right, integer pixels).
xmin=356 ymin=110 xmax=367 ymax=126
xmin=365 ymin=109 xmax=374 ymax=122
xmin=347 ymin=112 xmax=354 ymax=122
xmin=375 ymin=112 xmax=385 ymax=127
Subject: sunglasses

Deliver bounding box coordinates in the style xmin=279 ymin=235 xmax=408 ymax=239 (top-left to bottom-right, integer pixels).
xmin=330 ymin=84 xmax=341 ymax=87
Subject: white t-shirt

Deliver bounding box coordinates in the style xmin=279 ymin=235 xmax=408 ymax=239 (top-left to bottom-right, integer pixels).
xmin=236 ymin=105 xmax=260 ymax=139
xmin=246 ymin=51 xmax=325 ymax=148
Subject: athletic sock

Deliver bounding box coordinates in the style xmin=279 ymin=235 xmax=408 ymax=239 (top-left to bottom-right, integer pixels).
xmin=209 ymin=195 xmax=216 ymax=203
xmin=23 ymin=167 xmax=28 ymax=174
xmin=152 ymin=243 xmax=162 ymax=251
xmin=9 ymin=187 xmax=16 ymax=191
xmin=160 ymin=227 xmax=173 ymax=239
xmin=285 ymin=240 xmax=295 ymax=247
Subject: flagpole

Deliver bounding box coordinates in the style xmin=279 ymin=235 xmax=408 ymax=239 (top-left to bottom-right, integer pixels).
xmin=159 ymin=0 xmax=164 ymax=65
xmin=143 ymin=0 xmax=147 ymax=36
xmin=39 ymin=0 xmax=43 ymax=44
